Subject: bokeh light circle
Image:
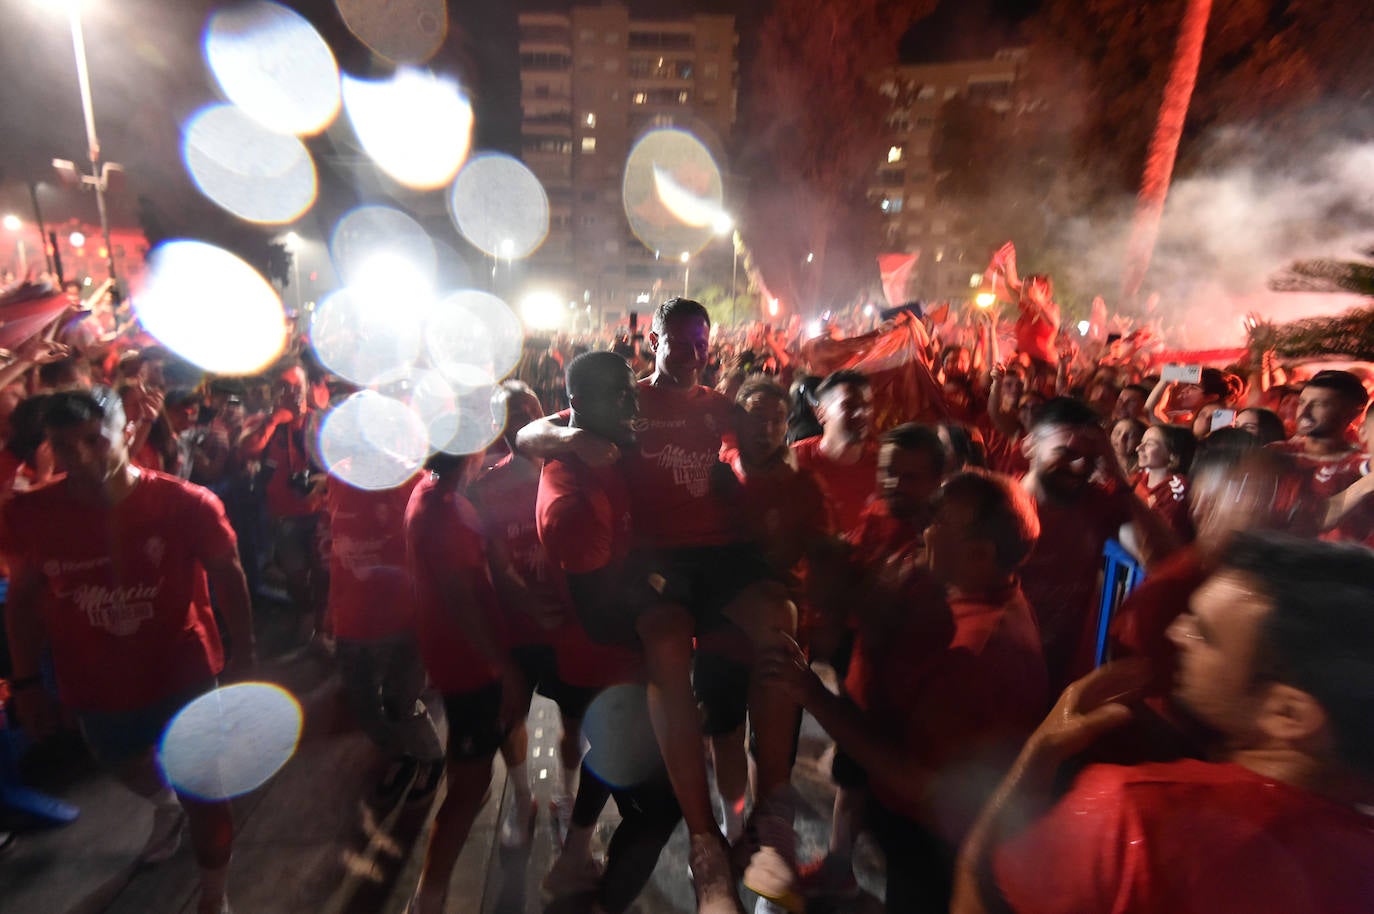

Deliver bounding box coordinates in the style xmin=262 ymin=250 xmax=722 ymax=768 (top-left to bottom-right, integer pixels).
xmin=334 ymin=0 xmax=447 ymax=65
xmin=329 ymin=206 xmax=437 ymax=291
xmin=158 ymin=683 xmax=303 ymax=801
xmin=623 ymin=128 xmax=725 ymax=256
xmin=581 ymin=684 xmax=663 ymax=788
xmin=204 ymin=1 xmax=340 ymax=135
xmin=432 ymin=384 xmax=503 ymax=456
xmin=447 ymin=154 xmax=549 ymax=258
xmin=183 ymin=105 xmax=317 ymax=224
xmin=342 ymin=69 xmax=473 ymax=190
xmin=136 ymin=241 xmax=287 ymax=375
xmin=320 ymin=390 xmax=429 ymax=490
xmin=423 ymin=290 xmax=523 ymax=390
xmin=309 ymin=287 xmax=424 ymax=387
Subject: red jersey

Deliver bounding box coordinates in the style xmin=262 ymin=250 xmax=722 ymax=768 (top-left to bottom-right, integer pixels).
xmin=850 ymin=497 xmax=921 ymax=571
xmin=260 ymin=418 xmax=317 ymax=518
xmin=987 ymin=430 xmax=1030 ymax=479
xmin=535 ymin=455 xmax=640 ymax=688
xmin=1020 ymin=484 xmax=1131 ymax=691
xmin=623 ymin=381 xmax=738 ymax=549
xmin=1015 ymin=299 xmax=1059 ymax=365
xmin=471 ymin=454 xmax=571 ymax=647
xmin=722 ymin=448 xmax=831 ymax=579
xmin=791 ymin=436 xmax=878 ymax=538
xmin=403 ymin=473 xmax=505 ymax=694
xmin=845 ymin=582 xmax=1047 ymax=842
xmin=0 ymin=471 xmax=234 ymax=712
xmin=993 ymin=759 xmax=1374 ymax=914
xmin=325 ymin=476 xmax=418 ymax=641
xmin=1133 ymin=471 xmax=1193 ymax=542
xmin=1269 ymin=438 xmax=1365 ymax=498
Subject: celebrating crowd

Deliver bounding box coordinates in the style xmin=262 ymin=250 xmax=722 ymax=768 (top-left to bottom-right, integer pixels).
xmin=1 ymin=270 xmax=1373 ymax=914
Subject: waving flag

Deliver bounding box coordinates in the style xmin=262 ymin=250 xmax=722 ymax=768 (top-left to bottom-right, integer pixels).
xmin=878 ymin=252 xmax=919 ymax=308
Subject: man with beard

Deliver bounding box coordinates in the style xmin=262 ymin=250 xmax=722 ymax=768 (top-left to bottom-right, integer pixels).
xmin=1018 ymin=398 xmax=1175 ymax=691
xmin=1269 ymin=369 xmax=1367 ymax=499
xmin=954 ymin=533 xmax=1374 ymax=914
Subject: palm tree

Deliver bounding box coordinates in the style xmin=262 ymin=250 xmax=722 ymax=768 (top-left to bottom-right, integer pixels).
xmin=1268 ymin=247 xmax=1374 ymax=297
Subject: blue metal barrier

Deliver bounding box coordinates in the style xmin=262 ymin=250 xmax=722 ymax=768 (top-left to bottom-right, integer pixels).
xmin=1094 ymin=539 xmax=1146 ymax=668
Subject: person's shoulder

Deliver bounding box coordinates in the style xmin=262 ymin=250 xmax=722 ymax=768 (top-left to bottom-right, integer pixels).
xmin=140 ymin=469 xmax=219 ymax=503
xmin=791 ymin=435 xmax=821 ymax=457
xmin=3 ymin=476 xmax=68 ymax=516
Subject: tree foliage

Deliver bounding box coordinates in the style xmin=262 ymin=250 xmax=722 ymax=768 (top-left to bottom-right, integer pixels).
xmin=738 ymin=0 xmax=936 ymax=314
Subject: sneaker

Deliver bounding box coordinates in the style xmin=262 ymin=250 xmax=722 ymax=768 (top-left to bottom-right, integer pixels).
xmin=550 ymin=793 xmax=574 ymax=846
xmin=499 ymin=794 xmax=537 ymax=850
xmin=688 ymin=833 xmax=746 ymax=914
xmin=542 ymin=846 xmax=605 ymax=898
xmin=139 ymin=803 xmax=186 ymax=865
xmin=406 ymin=760 xmax=445 ymax=807
xmin=796 ymin=854 xmax=859 ymax=899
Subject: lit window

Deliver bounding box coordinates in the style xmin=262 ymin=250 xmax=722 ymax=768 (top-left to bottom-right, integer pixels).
xmin=585 ymin=112 xmax=597 ymax=127
xmin=633 ymin=92 xmax=647 ymax=105
xmin=581 ymin=137 xmax=597 ymax=153
xmin=917 ymin=85 xmax=936 ymax=100
xmin=677 ymin=90 xmax=689 ymax=104
xmin=887 ymin=145 xmax=903 ymax=164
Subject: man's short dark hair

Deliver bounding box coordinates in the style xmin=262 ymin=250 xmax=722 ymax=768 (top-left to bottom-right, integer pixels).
xmin=566 ymin=350 xmax=631 ymax=400
xmin=1221 ymin=532 xmax=1374 ymax=776
xmin=1305 ymin=370 xmax=1368 ymax=412
xmin=735 ymin=375 xmax=789 ymax=407
xmin=42 ymin=385 xmax=123 ymax=430
xmin=934 ymin=470 xmax=1040 ymax=572
xmin=38 ymin=355 xmax=88 ymax=389
xmin=1029 ymin=396 xmax=1099 ymax=433
xmin=814 ymin=369 xmax=870 ymax=403
xmin=7 ymin=395 xmax=52 ymax=463
xmin=880 ymin=422 xmax=947 ymax=477
xmin=651 ymin=297 xmax=710 ymax=336
xmin=1122 ymin=383 xmax=1150 ymax=400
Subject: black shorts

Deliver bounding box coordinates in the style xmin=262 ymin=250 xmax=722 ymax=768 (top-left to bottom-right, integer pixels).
xmin=442 ymin=682 xmax=505 ymax=760
xmin=509 ymin=643 xmax=600 ymax=720
xmin=693 ymin=650 xmax=750 ymax=736
xmin=642 ymin=543 xmax=775 ymax=634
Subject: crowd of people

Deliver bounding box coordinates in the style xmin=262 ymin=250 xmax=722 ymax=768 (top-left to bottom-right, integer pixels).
xmin=1 ymin=270 xmax=1373 ymax=914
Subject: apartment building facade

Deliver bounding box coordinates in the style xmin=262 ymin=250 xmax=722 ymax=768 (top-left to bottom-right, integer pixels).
xmin=518 ymin=3 xmax=738 ymax=323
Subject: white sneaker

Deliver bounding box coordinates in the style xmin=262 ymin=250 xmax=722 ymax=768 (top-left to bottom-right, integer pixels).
xmin=499 ymin=794 xmax=536 ymax=850
xmin=139 ymin=803 xmax=186 ymax=865
xmin=542 ymin=847 xmax=605 ymax=898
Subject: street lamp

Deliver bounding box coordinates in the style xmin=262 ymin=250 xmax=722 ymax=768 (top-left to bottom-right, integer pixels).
xmin=680 ymin=251 xmax=691 ymax=298
xmin=42 ymin=0 xmax=123 ymax=287
xmin=2 ymin=215 xmax=19 ymax=233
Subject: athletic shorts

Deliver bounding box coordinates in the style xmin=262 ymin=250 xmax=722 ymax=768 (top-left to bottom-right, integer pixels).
xmin=640 ymin=543 xmax=776 ymax=635
xmin=509 ymin=643 xmax=599 ymax=720
xmin=693 ymin=650 xmax=750 ymax=737
xmin=442 ymin=682 xmax=505 ymax=760
xmin=77 ymin=679 xmax=217 ymax=769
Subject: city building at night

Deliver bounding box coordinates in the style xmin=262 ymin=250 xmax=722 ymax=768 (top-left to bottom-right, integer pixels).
xmin=872 ymin=48 xmax=1026 ymax=304
xmin=517 ymin=3 xmax=738 ymax=324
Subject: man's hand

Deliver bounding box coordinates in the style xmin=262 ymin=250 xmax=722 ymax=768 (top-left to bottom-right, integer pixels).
xmin=1024 ymin=660 xmax=1151 ymax=767
xmin=758 ymin=636 xmax=824 ymax=706
xmin=570 ymin=429 xmax=621 ymax=468
xmin=15 ymin=336 xmax=71 ymax=365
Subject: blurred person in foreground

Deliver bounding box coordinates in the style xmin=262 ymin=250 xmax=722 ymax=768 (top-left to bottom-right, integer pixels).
xmin=954 ymin=533 xmax=1374 ymax=914
xmin=2 ymin=387 xmax=255 ymax=914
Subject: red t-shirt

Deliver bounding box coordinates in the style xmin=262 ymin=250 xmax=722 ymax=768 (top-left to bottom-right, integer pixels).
xmin=993 ymin=759 xmax=1374 ymax=914
xmin=845 ymin=581 xmax=1047 ymax=843
xmin=1269 ymin=438 xmax=1366 ymax=499
xmin=623 ymin=381 xmax=738 ymax=549
xmin=791 ymin=436 xmax=878 ymax=539
xmin=403 ymin=473 xmax=505 ymax=694
xmin=261 ymin=418 xmax=317 ymax=518
xmin=987 ymin=430 xmax=1030 ymax=479
xmin=850 ymin=497 xmax=921 ymax=571
xmin=1015 ymin=299 xmax=1059 ymax=365
xmin=325 ymin=476 xmax=418 ymax=641
xmin=535 ymin=455 xmax=641 ymax=688
xmin=1020 ymin=483 xmax=1132 ymax=692
xmin=0 ymin=471 xmax=234 ymax=712
xmin=471 ymin=454 xmax=571 ymax=648
xmin=722 ymin=447 xmax=832 ymax=579
xmin=1133 ymin=471 xmax=1194 ymax=542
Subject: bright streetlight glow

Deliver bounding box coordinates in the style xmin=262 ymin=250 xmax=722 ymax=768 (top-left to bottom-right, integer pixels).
xmin=1078 ymin=320 xmax=1091 ymax=335
xmin=679 ymin=251 xmax=690 ymax=264
xmin=2 ymin=215 xmax=20 ymax=232
xmin=975 ymin=292 xmax=996 ymax=308
xmin=69 ymin=231 xmax=86 ymax=248
xmin=499 ymin=238 xmax=515 ymax=257
xmin=805 ymin=252 xmax=814 ymax=264
xmin=712 ymin=212 xmax=733 ymax=235
xmin=767 ymin=297 xmax=780 ymax=316
xmin=283 ymin=231 xmax=302 ymax=251
xmin=969 ymin=273 xmax=983 ymax=287
xmin=520 ymin=290 xmax=565 ymax=330
xmin=863 ymin=304 xmax=875 ymax=316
